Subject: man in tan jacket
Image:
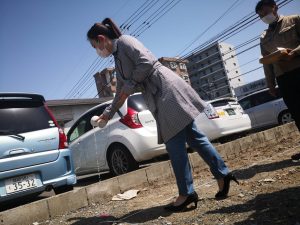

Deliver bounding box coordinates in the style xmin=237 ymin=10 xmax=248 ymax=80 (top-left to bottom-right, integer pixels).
xmin=256 ymin=0 xmax=300 ymax=160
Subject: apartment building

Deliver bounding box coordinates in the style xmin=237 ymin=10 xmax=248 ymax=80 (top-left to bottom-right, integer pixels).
xmin=158 ymin=57 xmax=191 ymax=85
xmin=186 ymin=42 xmax=244 ymax=100
xmin=94 ymin=68 xmax=117 ymax=98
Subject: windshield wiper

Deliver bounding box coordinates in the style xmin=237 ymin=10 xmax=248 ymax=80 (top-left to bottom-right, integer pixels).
xmin=0 ymin=130 xmax=25 ymax=141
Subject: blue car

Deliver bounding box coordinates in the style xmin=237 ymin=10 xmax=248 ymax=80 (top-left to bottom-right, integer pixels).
xmin=0 ymin=93 xmax=76 ymax=203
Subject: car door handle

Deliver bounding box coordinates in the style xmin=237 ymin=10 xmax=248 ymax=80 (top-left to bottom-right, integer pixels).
xmin=3 ymin=148 xmax=32 ymax=157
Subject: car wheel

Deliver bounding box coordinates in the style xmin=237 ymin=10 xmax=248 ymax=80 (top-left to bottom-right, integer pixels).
xmin=54 ymin=185 xmax=73 ymax=195
xmin=278 ymin=110 xmax=293 ymax=124
xmin=108 ymin=144 xmax=139 ymax=176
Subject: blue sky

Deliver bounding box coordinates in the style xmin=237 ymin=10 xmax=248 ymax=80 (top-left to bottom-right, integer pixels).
xmin=0 ymin=0 xmax=299 ymax=100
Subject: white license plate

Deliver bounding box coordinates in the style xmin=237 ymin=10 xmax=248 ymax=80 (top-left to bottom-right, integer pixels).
xmin=225 ymin=108 xmax=236 ymax=116
xmin=5 ymin=174 xmax=37 ymax=194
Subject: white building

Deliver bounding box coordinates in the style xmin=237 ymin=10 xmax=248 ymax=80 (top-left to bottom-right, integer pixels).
xmin=234 ymin=78 xmax=267 ymax=99
xmin=186 ymin=42 xmax=244 ymax=100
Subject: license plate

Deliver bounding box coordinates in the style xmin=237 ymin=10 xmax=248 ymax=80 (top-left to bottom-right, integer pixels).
xmin=217 ymin=110 xmax=226 ymax=116
xmin=5 ymin=174 xmax=37 ymax=194
xmin=225 ymin=108 xmax=236 ymax=116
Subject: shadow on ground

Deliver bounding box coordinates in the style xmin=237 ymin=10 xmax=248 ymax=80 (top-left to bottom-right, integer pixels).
xmin=67 ymin=159 xmax=300 ymax=225
xmin=67 ymin=205 xmax=177 ymax=225
xmin=206 ymin=186 xmax=300 ymax=225
xmin=233 ymin=159 xmax=300 ymax=180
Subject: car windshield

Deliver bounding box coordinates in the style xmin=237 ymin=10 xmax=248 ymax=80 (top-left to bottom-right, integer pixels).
xmin=0 ymin=100 xmax=54 ymax=134
xmin=127 ymin=94 xmax=148 ymax=112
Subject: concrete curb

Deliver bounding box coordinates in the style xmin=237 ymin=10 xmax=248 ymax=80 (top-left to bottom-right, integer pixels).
xmin=1 ymin=122 xmax=299 ymax=225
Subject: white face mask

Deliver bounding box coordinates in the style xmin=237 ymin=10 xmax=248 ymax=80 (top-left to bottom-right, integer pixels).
xmin=96 ymin=47 xmax=110 ymax=58
xmin=261 ymin=13 xmax=278 ymax=24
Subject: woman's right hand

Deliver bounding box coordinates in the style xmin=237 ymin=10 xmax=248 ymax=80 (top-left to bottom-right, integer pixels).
xmin=98 ymin=113 xmax=109 ymax=122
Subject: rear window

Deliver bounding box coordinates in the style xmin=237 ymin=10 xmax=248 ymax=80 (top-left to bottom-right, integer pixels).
xmin=210 ymin=99 xmax=238 ymax=107
xmin=251 ymin=90 xmax=279 ymax=107
xmin=239 ymin=88 xmax=282 ymax=110
xmin=0 ymin=100 xmax=54 ymax=134
xmin=127 ymin=94 xmax=148 ymax=112
xmin=239 ymin=97 xmax=252 ymax=110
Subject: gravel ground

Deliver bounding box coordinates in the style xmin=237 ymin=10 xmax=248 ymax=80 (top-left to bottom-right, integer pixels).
xmin=38 ymin=135 xmax=300 ymax=225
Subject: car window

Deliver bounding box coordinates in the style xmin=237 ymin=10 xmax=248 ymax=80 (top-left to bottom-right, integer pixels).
xmin=251 ymin=91 xmax=277 ymax=107
xmin=127 ymin=94 xmax=148 ymax=112
xmin=69 ymin=120 xmax=87 ymax=142
xmin=84 ymin=104 xmax=109 ymax=134
xmin=0 ymin=100 xmax=54 ymax=134
xmin=68 ymin=104 xmax=109 ymax=142
xmin=239 ymin=97 xmax=253 ymax=110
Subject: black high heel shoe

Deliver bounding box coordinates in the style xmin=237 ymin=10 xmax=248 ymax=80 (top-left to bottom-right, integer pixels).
xmin=164 ymin=192 xmax=199 ymax=212
xmin=215 ymin=173 xmax=239 ymax=199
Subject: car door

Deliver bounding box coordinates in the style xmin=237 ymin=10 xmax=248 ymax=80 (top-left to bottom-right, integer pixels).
xmin=82 ymin=104 xmax=110 ymax=172
xmin=68 ymin=104 xmax=109 ymax=175
xmin=272 ymin=88 xmax=287 ymax=116
xmin=250 ymin=90 xmax=278 ymax=127
xmin=68 ymin=119 xmax=88 ymax=174
xmin=239 ymin=96 xmax=258 ymax=128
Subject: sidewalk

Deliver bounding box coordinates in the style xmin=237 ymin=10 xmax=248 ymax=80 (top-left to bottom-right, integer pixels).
xmin=41 ymin=134 xmax=300 ymax=225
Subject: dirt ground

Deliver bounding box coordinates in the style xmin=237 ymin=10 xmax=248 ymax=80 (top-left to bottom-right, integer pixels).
xmin=39 ymin=135 xmax=300 ymax=225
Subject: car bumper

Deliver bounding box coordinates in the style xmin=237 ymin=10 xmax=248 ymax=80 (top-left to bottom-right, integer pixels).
xmin=195 ymin=113 xmax=252 ymax=141
xmin=211 ymin=114 xmax=252 ymax=136
xmin=0 ymin=149 xmax=77 ymax=203
xmin=115 ymin=127 xmax=167 ymax=162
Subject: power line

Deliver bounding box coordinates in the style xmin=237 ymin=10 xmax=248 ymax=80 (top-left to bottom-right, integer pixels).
xmin=64 ymin=57 xmax=101 ymax=99
xmin=67 ymin=0 xmax=293 ymax=99
xmin=134 ymin=0 xmax=182 ymax=37
xmin=67 ymin=58 xmax=106 ymax=99
xmin=182 ymin=0 xmax=292 ymax=58
xmin=229 ymin=66 xmax=263 ymax=81
xmin=65 ymin=0 xmax=183 ymax=99
xmin=177 ymin=0 xmax=242 ymax=56
xmin=228 ymin=57 xmax=259 ymax=73
xmin=89 ymin=0 xmax=183 ymax=97
xmin=125 ymin=0 xmax=161 ymax=31
xmin=75 ymin=58 xmax=113 ymax=98
xmin=120 ymin=0 xmax=149 ymax=29
xmin=130 ymin=0 xmax=174 ymax=35
xmin=65 ymin=1 xmax=150 ymax=99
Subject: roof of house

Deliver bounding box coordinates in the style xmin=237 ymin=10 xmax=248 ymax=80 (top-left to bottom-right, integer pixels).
xmin=158 ymin=57 xmax=188 ymax=63
xmin=46 ymin=97 xmax=113 ymax=107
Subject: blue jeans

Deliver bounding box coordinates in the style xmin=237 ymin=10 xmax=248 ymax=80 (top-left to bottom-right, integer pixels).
xmin=165 ymin=120 xmax=229 ymax=196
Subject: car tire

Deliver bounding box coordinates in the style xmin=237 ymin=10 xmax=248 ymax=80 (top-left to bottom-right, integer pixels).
xmin=278 ymin=110 xmax=293 ymax=124
xmin=107 ymin=144 xmax=139 ymax=176
xmin=54 ymin=185 xmax=74 ymax=195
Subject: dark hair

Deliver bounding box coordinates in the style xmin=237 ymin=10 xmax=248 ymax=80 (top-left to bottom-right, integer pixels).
xmin=87 ymin=18 xmax=122 ymax=41
xmin=255 ymin=0 xmax=276 ymax=13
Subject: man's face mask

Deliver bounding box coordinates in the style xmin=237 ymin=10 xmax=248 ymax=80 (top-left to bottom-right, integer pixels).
xmin=261 ymin=12 xmax=278 ymax=24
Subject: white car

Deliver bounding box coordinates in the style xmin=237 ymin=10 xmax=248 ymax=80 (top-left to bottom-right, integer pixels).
xmin=238 ymin=87 xmax=292 ymax=129
xmin=67 ymin=93 xmax=251 ymax=176
xmin=198 ymin=97 xmax=252 ymax=140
